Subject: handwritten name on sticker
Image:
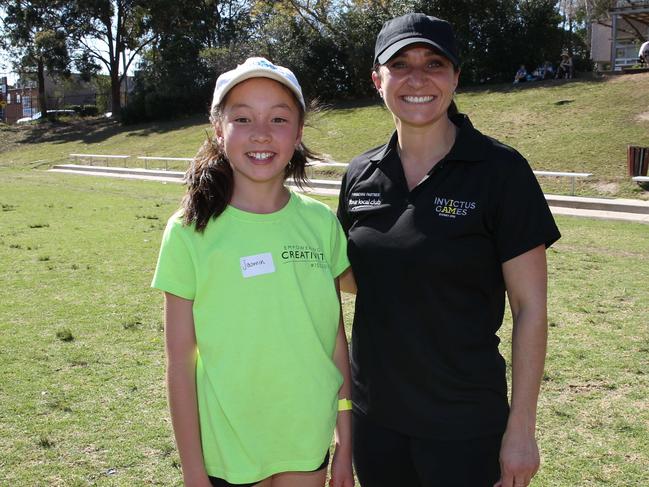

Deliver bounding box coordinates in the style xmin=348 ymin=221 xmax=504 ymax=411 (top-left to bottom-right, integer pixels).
xmin=240 ymin=252 xmax=275 ymax=278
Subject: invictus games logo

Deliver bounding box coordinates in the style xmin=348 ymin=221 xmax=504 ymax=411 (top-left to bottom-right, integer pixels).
xmin=281 ymin=244 xmax=327 ymax=269
xmin=434 ymin=197 xmax=477 ymax=218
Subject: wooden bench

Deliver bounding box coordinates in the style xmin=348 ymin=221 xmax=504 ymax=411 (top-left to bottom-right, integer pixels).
xmin=70 ymin=153 xmax=130 ymax=166
xmin=532 ymin=171 xmax=592 ymax=195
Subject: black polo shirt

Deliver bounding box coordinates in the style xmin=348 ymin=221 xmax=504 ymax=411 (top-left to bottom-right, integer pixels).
xmin=338 ymin=113 xmax=561 ymax=440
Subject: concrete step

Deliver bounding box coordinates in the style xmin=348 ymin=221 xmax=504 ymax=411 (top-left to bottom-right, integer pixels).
xmin=549 ymin=206 xmax=649 ymax=224
xmin=545 ymin=194 xmax=649 ymax=215
xmin=50 ymin=164 xmax=649 ymax=218
xmin=52 ymin=164 xmax=184 ymax=180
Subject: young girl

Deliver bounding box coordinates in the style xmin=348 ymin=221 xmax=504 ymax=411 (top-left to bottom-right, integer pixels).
xmin=152 ymin=57 xmax=354 ymax=487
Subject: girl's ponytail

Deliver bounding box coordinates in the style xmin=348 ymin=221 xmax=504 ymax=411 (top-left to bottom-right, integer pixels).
xmin=182 ymin=133 xmax=234 ymax=232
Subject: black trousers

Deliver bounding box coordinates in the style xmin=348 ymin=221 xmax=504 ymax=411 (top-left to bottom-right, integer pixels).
xmin=353 ymin=411 xmax=502 ymax=487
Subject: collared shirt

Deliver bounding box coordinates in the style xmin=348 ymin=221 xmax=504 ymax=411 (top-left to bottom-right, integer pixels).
xmin=338 ymin=113 xmax=561 ymax=439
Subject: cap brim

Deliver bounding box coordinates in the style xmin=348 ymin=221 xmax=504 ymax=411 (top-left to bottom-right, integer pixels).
xmin=377 ymin=38 xmax=459 ymax=67
xmin=212 ymin=69 xmax=305 ymax=110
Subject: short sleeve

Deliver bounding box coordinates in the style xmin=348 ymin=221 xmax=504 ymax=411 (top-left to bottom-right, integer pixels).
xmin=151 ymin=215 xmax=196 ymax=299
xmin=328 ymin=211 xmax=350 ymax=278
xmin=337 ymin=171 xmax=351 ymax=236
xmin=493 ymin=158 xmax=561 ymax=263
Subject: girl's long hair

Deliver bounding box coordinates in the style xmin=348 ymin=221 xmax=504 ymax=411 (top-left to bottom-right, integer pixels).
xmin=182 ymin=95 xmax=321 ymax=232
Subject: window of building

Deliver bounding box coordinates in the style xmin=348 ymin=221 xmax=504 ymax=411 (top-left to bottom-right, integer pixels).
xmin=16 ymin=94 xmax=21 ymax=104
xmin=615 ymin=40 xmax=640 ymax=67
xmin=7 ymin=94 xmax=11 ymax=104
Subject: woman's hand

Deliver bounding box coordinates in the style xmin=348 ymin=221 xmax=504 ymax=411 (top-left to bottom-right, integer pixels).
xmin=493 ymin=424 xmax=540 ymax=487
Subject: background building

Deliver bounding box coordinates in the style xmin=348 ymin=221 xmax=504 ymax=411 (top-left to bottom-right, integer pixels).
xmin=591 ymin=1 xmax=649 ymax=71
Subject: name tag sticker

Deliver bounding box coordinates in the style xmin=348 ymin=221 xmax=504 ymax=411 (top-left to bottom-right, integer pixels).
xmin=240 ymin=252 xmax=275 ymax=278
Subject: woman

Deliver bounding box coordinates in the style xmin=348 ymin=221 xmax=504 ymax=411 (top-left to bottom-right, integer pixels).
xmin=337 ymin=13 xmax=560 ymax=487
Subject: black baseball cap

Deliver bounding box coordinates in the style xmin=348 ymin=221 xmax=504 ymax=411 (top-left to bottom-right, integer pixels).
xmin=374 ymin=13 xmax=460 ymax=67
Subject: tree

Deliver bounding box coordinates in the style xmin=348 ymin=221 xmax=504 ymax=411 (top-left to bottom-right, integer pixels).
xmin=1 ymin=0 xmax=72 ymax=116
xmin=121 ymin=0 xmax=253 ymax=122
xmin=69 ymin=0 xmax=158 ymax=117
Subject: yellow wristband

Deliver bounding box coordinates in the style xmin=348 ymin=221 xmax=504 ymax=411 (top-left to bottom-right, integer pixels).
xmin=338 ymin=399 xmax=352 ymax=411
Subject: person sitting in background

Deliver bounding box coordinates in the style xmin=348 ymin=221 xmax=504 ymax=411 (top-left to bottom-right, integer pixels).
xmin=531 ymin=64 xmax=544 ymax=80
xmin=639 ymin=41 xmax=649 ymax=64
xmin=542 ymin=61 xmax=554 ymax=79
xmin=513 ymin=64 xmax=527 ymax=83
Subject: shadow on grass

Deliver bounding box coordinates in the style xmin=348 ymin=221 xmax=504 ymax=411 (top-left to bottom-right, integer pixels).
xmin=124 ymin=114 xmax=208 ymax=137
xmin=326 ymin=97 xmax=382 ymax=110
xmin=459 ymin=73 xmax=608 ymax=95
xmin=14 ymin=114 xmax=208 ymax=146
xmin=635 ymin=181 xmax=649 ymax=192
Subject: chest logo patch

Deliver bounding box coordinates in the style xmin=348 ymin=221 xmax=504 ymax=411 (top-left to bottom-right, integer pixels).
xmin=348 ymin=191 xmax=382 ymax=210
xmin=434 ymin=197 xmax=477 ymax=218
xmin=240 ymin=252 xmax=275 ymax=278
xmin=281 ymin=245 xmax=327 ymax=269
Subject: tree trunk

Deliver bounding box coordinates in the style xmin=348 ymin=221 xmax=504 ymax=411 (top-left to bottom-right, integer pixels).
xmin=110 ymin=64 xmax=121 ymax=118
xmin=37 ymin=58 xmax=47 ymax=117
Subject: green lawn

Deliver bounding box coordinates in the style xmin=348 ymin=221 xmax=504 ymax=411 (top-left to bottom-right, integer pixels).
xmin=0 ymin=168 xmax=647 ymax=486
xmin=1 ymin=72 xmax=649 ymax=199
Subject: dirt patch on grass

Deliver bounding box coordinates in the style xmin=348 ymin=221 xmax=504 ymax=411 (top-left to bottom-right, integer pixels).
xmin=635 ymin=111 xmax=649 ymax=122
xmin=607 ymin=72 xmax=649 ymax=85
xmin=592 ymin=181 xmax=619 ymax=194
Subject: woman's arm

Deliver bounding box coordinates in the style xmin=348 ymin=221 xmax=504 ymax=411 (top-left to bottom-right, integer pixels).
xmin=495 ymin=245 xmax=548 ymax=487
xmin=164 ymin=292 xmax=212 ymax=487
xmin=329 ymin=279 xmax=354 ymax=487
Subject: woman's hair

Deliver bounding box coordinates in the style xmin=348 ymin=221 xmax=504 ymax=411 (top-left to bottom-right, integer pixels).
xmin=182 ymin=86 xmax=321 ymax=232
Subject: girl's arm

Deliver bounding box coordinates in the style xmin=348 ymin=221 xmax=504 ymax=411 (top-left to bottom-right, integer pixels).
xmin=164 ymin=292 xmax=212 ymax=487
xmin=329 ymin=279 xmax=355 ymax=487
xmin=494 ymin=245 xmax=548 ymax=487
xmin=338 ymin=267 xmax=357 ymax=295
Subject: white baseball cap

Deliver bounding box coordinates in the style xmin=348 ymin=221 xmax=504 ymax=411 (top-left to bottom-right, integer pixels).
xmin=211 ymin=57 xmax=305 ymax=110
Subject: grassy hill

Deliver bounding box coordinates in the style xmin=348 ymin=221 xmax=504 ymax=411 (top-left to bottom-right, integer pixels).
xmin=1 ymin=72 xmax=648 ymax=199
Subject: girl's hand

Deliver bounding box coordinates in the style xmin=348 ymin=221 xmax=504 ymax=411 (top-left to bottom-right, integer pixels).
xmin=329 ymin=447 xmax=355 ymax=487
xmin=183 ymin=471 xmax=213 ymax=487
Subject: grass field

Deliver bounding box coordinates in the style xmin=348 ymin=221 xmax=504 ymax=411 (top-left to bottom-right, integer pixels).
xmin=0 ymin=168 xmax=647 ymax=486
xmin=1 ymin=72 xmax=649 ymax=199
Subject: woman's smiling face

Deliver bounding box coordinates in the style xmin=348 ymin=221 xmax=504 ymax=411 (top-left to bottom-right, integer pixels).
xmin=372 ymin=45 xmax=460 ymax=129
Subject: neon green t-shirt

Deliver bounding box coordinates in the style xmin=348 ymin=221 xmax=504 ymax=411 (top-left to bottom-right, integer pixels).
xmin=152 ymin=191 xmax=349 ymax=483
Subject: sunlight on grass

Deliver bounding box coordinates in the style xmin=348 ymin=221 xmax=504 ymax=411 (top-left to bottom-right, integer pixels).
xmin=0 ymin=169 xmax=647 ymax=485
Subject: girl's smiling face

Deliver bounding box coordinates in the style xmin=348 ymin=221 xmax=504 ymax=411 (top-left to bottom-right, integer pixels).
xmin=216 ymin=77 xmax=303 ymax=188
xmin=372 ymin=45 xmax=459 ymax=129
